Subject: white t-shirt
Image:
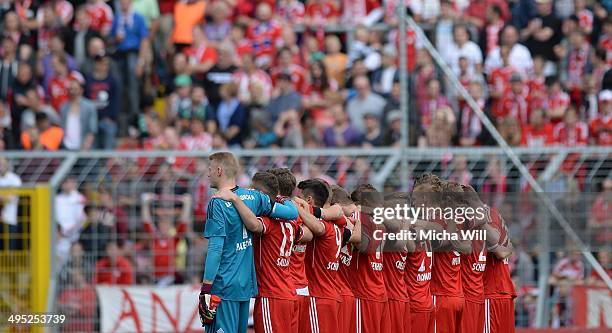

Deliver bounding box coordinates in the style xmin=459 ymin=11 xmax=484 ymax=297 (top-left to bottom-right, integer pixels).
xmin=63 ymin=111 xmax=81 ymax=150
xmin=484 ymin=44 xmax=534 ymax=75
xmin=54 ymin=190 xmax=86 ymax=238
xmin=445 ymin=41 xmax=483 ymax=76
xmin=0 ymin=172 xmax=22 ymax=225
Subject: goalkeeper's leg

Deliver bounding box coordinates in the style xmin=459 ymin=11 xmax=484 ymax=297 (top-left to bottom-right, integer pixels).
xmin=204 ymin=300 xmax=241 ymax=333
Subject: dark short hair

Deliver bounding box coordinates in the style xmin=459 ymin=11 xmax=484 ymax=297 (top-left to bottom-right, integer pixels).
xmin=267 ymin=168 xmax=296 ymax=197
xmin=252 ymin=172 xmax=279 ymax=196
xmin=297 ymin=179 xmax=329 ymax=207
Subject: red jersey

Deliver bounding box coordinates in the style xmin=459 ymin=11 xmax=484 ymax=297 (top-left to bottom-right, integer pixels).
xmin=527 ymin=76 xmax=546 ymax=110
xmin=383 ymin=248 xmax=409 ymax=302
xmin=521 ymin=123 xmax=554 ymax=147
xmin=545 ymin=91 xmax=571 ymax=123
xmin=406 ymin=240 xmax=434 ymax=312
xmin=48 ymin=71 xmax=84 ymax=111
xmin=305 ymin=1 xmax=340 ymax=22
xmin=270 ymin=64 xmax=306 ymax=92
xmin=431 ymin=250 xmax=463 ymax=297
xmin=347 ymin=212 xmax=386 ymax=302
xmin=553 ymin=121 xmax=589 ymax=146
xmin=589 ymin=115 xmax=612 ymax=145
xmin=305 ymin=217 xmax=343 ymax=300
xmin=461 ymin=239 xmax=487 ymax=303
xmin=143 ymin=221 xmax=187 ymax=278
xmin=338 ymin=242 xmax=355 ymax=297
xmin=254 ymin=216 xmax=302 ymax=299
xmin=483 ymin=208 xmax=517 ymax=299
xmin=184 ymin=44 xmax=218 ymax=66
xmin=489 ymin=66 xmax=514 ymax=116
xmin=499 ymin=87 xmax=530 ymax=124
xmin=85 ymin=1 xmax=113 ymax=35
xmin=48 ymin=75 xmax=71 ymax=111
xmin=247 ymin=21 xmax=282 ymax=65
xmin=290 ymin=217 xmax=308 ymax=289
xmin=94 ymin=256 xmax=134 ymax=285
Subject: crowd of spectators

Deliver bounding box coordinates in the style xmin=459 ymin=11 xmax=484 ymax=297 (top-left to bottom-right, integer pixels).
xmin=0 ymin=0 xmax=610 ymax=151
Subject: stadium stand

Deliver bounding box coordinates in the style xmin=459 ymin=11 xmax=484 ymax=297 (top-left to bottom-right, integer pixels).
xmin=0 ymin=0 xmax=610 ymax=331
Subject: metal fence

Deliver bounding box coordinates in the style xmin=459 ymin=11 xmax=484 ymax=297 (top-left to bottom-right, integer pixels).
xmin=0 ymin=147 xmax=610 ymax=331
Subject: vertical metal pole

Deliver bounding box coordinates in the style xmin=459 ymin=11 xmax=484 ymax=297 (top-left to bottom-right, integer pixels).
xmin=535 ymin=206 xmax=551 ymax=327
xmin=398 ymin=0 xmax=410 ymax=191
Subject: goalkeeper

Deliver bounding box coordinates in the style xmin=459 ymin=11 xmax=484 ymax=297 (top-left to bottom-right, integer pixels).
xmin=199 ymin=152 xmax=298 ymax=332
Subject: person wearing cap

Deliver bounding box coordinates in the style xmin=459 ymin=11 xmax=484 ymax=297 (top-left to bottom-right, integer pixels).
xmin=498 ymin=72 xmax=530 ymax=124
xmin=60 ymin=76 xmax=98 ymax=150
xmin=21 ymin=113 xmax=64 ymax=151
xmin=168 ymin=74 xmax=193 ymax=121
xmin=589 ymin=90 xmax=612 ymax=145
xmin=384 ymin=110 xmax=403 ymax=146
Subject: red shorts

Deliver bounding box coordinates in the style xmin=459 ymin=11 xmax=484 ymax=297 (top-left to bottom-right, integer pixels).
xmin=355 ymin=298 xmax=387 ymax=333
xmin=433 ymin=295 xmax=464 ymax=333
xmin=338 ymin=294 xmax=355 ymax=333
xmin=484 ymin=298 xmax=515 ymax=333
xmin=383 ymin=299 xmax=411 ymax=333
xmin=295 ymin=295 xmax=309 ymax=333
xmin=460 ymin=300 xmax=484 ymax=333
xmin=299 ymin=297 xmax=340 ymax=333
xmin=254 ymin=297 xmax=295 ymax=333
xmin=411 ymin=310 xmax=434 ymax=333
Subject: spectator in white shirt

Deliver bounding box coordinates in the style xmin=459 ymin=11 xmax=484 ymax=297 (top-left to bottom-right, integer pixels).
xmin=445 ymin=23 xmax=483 ymax=76
xmin=55 ymin=178 xmax=87 ymax=264
xmin=0 ymin=157 xmax=22 ymax=250
xmin=485 ymin=25 xmax=534 ymax=75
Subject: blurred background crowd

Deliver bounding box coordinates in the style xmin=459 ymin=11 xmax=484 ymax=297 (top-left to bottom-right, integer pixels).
xmin=0 ymin=0 xmax=611 ymax=151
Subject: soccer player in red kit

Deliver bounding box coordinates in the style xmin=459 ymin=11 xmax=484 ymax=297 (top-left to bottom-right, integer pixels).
xmin=382 ymin=192 xmax=414 ymax=333
xmin=212 ymin=171 xmax=307 ymax=333
xmin=408 ymin=174 xmax=450 ymax=333
xmin=348 ymin=184 xmax=388 ymax=333
xmin=483 ymin=206 xmax=516 ymax=333
xmin=330 ymin=185 xmax=361 ymax=333
xmin=459 ymin=185 xmax=489 ymax=333
xmin=294 ymin=179 xmax=345 ymax=333
xmin=430 ymin=181 xmax=472 ymax=333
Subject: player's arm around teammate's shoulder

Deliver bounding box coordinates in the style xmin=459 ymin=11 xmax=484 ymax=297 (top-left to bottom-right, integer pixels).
xmin=293 ymin=196 xmax=326 ymax=236
xmin=482 ymin=211 xmax=513 ymax=259
xmin=213 ymin=189 xmax=264 ymax=233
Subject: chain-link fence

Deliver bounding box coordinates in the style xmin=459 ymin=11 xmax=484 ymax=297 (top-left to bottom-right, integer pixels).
xmin=0 ymin=148 xmax=610 ymax=331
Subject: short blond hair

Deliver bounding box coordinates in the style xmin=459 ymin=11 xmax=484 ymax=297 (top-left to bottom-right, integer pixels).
xmin=209 ymin=152 xmax=239 ymax=178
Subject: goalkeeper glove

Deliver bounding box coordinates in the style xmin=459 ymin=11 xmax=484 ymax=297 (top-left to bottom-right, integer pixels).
xmin=198 ymin=283 xmax=220 ymax=326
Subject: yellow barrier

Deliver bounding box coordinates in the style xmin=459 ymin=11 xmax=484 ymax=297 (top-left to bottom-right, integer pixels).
xmin=0 ymin=186 xmax=51 ymax=333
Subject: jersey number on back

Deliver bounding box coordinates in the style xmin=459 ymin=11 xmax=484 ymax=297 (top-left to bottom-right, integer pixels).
xmin=279 ymin=222 xmax=295 ymax=257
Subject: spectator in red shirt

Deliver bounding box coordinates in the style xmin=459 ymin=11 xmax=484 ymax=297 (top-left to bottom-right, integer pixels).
xmin=184 ymin=25 xmax=218 ymax=83
xmin=304 ymin=0 xmax=340 ymax=29
xmin=418 ymin=79 xmax=449 ymax=132
xmin=271 ymin=47 xmax=306 ymax=92
xmin=589 ymin=89 xmax=612 ymax=145
xmin=247 ymin=3 xmax=283 ymax=68
xmin=85 ymin=0 xmax=114 ymax=36
xmin=587 ymin=251 xmax=612 ymax=287
xmin=553 ymin=107 xmax=589 ymax=146
xmin=499 ymin=72 xmax=530 ymax=124
xmin=93 ymin=241 xmax=134 ymax=285
xmin=521 ymin=108 xmax=554 ymax=147
xmin=464 ymin=0 xmax=509 ymax=31
xmin=587 ymin=178 xmax=611 ymax=244
xmin=545 ymin=77 xmax=571 ymax=124
xmin=141 ymin=192 xmax=192 ymax=285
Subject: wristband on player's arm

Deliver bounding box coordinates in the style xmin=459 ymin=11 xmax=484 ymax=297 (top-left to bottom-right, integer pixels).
xmin=312 ymin=207 xmax=322 ymax=219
